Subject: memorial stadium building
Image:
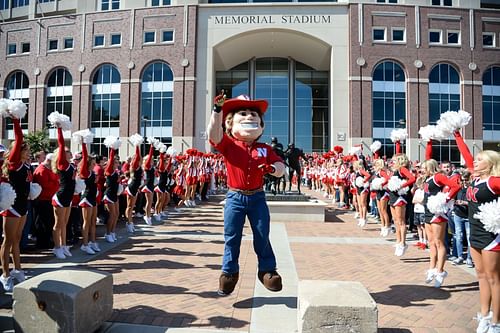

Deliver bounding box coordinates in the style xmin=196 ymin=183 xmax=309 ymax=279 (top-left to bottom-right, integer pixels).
xmin=0 ymin=0 xmax=498 ymax=163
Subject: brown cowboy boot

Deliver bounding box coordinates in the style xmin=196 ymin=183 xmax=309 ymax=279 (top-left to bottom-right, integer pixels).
xmin=218 ymin=272 xmax=239 ymax=296
xmin=258 ymin=270 xmax=282 ymax=292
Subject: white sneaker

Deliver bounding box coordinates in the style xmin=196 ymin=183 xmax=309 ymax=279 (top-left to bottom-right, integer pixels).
xmin=382 ymin=227 xmax=390 ymax=237
xmin=80 ymin=244 xmax=96 ymax=255
xmin=476 ymin=311 xmax=493 ymax=333
xmin=354 ymin=212 xmax=360 ymax=219
xmin=0 ymin=275 xmax=13 ymax=292
xmin=396 ymin=243 xmax=408 ymax=257
xmin=105 ymin=234 xmax=115 ymax=243
xmin=126 ymin=223 xmax=135 ymax=233
xmin=89 ymin=242 xmax=101 ymax=252
xmin=394 ymin=244 xmax=403 ymax=255
xmin=425 ymin=268 xmax=437 ymax=284
xmin=111 ymin=233 xmax=117 ymax=241
xmin=434 ymin=271 xmax=448 ymax=288
xmin=62 ymin=246 xmax=72 ymax=257
xmin=143 ymin=216 xmax=152 ymax=225
xmin=160 ymin=211 xmax=168 ymax=217
xmin=10 ymin=269 xmax=25 ymax=282
xmin=487 ymin=323 xmax=500 ymax=333
xmin=358 ymin=218 xmax=366 ymax=228
xmin=153 ymin=214 xmax=161 ymax=222
xmin=53 ymin=247 xmax=66 ymax=259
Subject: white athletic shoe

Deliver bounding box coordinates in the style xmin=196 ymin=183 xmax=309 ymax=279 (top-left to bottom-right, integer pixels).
xmin=487 ymin=323 xmax=500 ymax=333
xmin=10 ymin=269 xmax=25 ymax=282
xmin=62 ymin=246 xmax=72 ymax=257
xmin=425 ymin=268 xmax=437 ymax=284
xmin=354 ymin=212 xmax=360 ymax=219
xmin=476 ymin=311 xmax=493 ymax=333
xmin=358 ymin=218 xmax=366 ymax=228
xmin=105 ymin=234 xmax=115 ymax=243
xmin=89 ymin=241 xmax=101 ymax=252
xmin=80 ymin=244 xmax=96 ymax=255
xmin=111 ymin=233 xmax=117 ymax=241
xmin=53 ymin=247 xmax=66 ymax=259
xmin=143 ymin=215 xmax=152 ymax=225
xmin=0 ymin=275 xmax=14 ymax=292
xmin=434 ymin=271 xmax=448 ymax=288
xmin=126 ymin=223 xmax=135 ymax=233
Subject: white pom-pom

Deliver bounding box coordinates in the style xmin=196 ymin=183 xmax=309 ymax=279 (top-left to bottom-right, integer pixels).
xmin=437 ymin=110 xmax=471 ymax=135
xmin=355 ymin=176 xmax=365 ymax=188
xmin=29 ymin=183 xmax=42 ymax=200
xmin=387 ymin=176 xmax=408 ymax=195
xmin=349 ymin=146 xmax=362 ymax=155
xmin=370 ymin=141 xmax=382 ymax=153
xmin=0 ymin=98 xmax=10 ymax=117
xmin=72 ymin=129 xmax=94 ymax=145
xmin=158 ymin=143 xmax=167 ymax=154
xmin=47 ymin=111 xmax=72 ymax=131
xmin=0 ymin=183 xmax=17 ymax=211
xmin=419 ymin=125 xmax=436 ymax=142
xmin=117 ymin=184 xmax=124 ymax=196
xmin=8 ymin=99 xmax=27 ymax=119
xmin=371 ymin=177 xmax=385 ymax=191
xmin=474 ymin=198 xmax=500 ymax=234
xmin=103 ymin=136 xmax=121 ymax=150
xmin=129 ymin=133 xmax=144 ymax=147
xmin=166 ymin=146 xmax=177 ymax=156
xmin=390 ymin=128 xmax=408 ymax=143
xmin=74 ymin=178 xmax=86 ymax=195
xmin=427 ymin=192 xmax=452 ymax=215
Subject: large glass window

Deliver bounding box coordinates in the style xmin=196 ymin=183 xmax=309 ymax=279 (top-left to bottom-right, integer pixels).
xmin=215 ymin=58 xmax=329 ymax=152
xmin=12 ymin=0 xmax=29 ymax=8
xmin=46 ymin=68 xmax=72 ymax=127
xmin=428 ymin=63 xmax=461 ymax=163
xmin=92 ymin=64 xmax=120 ymax=136
xmin=372 ymin=61 xmax=406 ymax=157
xmin=101 ymin=0 xmax=119 ymax=10
xmin=483 ymin=66 xmax=500 ymax=145
xmin=0 ymin=0 xmax=9 ymax=10
xmin=141 ymin=62 xmax=174 ymax=141
xmin=5 ymin=71 xmax=29 ymax=136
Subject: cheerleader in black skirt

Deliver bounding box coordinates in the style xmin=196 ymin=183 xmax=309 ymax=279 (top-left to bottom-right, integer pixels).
xmin=125 ymin=143 xmax=142 ymax=233
xmin=154 ymin=150 xmax=171 ymax=221
xmin=140 ymin=143 xmax=155 ymax=225
xmin=103 ymin=146 xmax=120 ymax=242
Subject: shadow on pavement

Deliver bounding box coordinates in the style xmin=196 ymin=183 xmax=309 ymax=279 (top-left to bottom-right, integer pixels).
xmin=233 ymin=296 xmax=297 ymax=309
xmin=113 ymin=280 xmax=222 ymax=299
xmin=378 ymin=328 xmax=412 ymax=332
xmin=371 ymin=284 xmax=451 ymax=307
xmin=324 ymin=210 xmax=346 ymax=223
xmin=80 ymin=258 xmax=195 ymax=274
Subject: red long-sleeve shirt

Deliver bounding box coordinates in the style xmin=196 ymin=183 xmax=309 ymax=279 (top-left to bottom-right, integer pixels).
xmin=79 ymin=142 xmax=90 ymax=179
xmin=105 ymin=148 xmax=116 ymax=177
xmin=33 ymin=163 xmax=59 ymax=201
xmin=425 ymin=141 xmax=433 ymax=160
xmin=130 ymin=146 xmax=141 ymax=172
xmin=9 ymin=118 xmax=23 ymax=171
xmin=56 ymin=127 xmax=69 ymax=171
xmin=144 ymin=144 xmax=154 ymax=171
xmin=399 ymin=167 xmax=416 ymax=189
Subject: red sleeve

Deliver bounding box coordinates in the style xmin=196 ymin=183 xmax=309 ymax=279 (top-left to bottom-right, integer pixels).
xmin=380 ymin=170 xmax=390 ymax=186
xmin=400 ymin=167 xmax=416 ymax=188
xmin=425 ymin=141 xmax=433 ymax=160
xmin=360 ymin=169 xmax=371 ymax=182
xmin=144 ymin=144 xmax=154 ymax=170
xmin=453 ymin=131 xmax=474 ymax=171
xmin=434 ymin=173 xmax=461 ymax=199
xmin=158 ymin=152 xmax=165 ymax=172
xmin=79 ymin=143 xmax=90 ymax=179
xmin=105 ymin=148 xmax=115 ymax=176
xmin=130 ymin=145 xmax=141 ymax=171
xmin=166 ymin=156 xmax=172 ymax=173
xmin=488 ymin=177 xmax=500 ymax=195
xmin=56 ymin=127 xmax=69 ymax=171
xmin=8 ymin=118 xmax=23 ymax=170
xmin=395 ymin=141 xmax=401 ymax=155
xmin=374 ymin=152 xmax=379 ymax=159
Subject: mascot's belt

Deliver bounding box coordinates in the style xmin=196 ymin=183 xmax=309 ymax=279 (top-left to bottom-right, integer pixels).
xmin=229 ymin=188 xmax=264 ymax=195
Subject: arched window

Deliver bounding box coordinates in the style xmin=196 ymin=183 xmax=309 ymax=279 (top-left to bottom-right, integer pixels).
xmin=372 ymin=61 xmax=406 ymax=157
xmin=46 ymin=68 xmax=72 ymax=139
xmin=5 ymin=71 xmax=29 ymax=138
xmin=140 ymin=62 xmax=173 ymax=143
xmin=482 ymin=66 xmax=500 ymax=151
xmin=428 ymin=63 xmax=461 ymax=164
xmin=91 ymin=64 xmax=120 ymax=154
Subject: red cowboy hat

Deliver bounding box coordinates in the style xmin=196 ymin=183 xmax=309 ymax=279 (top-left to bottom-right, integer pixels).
xmin=222 ymin=95 xmax=268 ymax=120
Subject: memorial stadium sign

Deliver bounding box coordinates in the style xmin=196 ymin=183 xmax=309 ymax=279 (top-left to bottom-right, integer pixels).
xmin=213 ymin=15 xmax=332 ymax=25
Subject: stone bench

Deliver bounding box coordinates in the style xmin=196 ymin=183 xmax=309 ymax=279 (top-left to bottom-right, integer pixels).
xmin=298 ymin=280 xmax=377 ymax=333
xmin=13 ymin=269 xmax=113 ymax=333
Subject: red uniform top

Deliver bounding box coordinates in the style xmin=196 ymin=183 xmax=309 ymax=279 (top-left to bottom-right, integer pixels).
xmin=93 ymin=164 xmax=105 ymax=192
xmin=33 ymin=163 xmax=59 ymax=201
xmin=212 ymin=134 xmax=282 ymax=190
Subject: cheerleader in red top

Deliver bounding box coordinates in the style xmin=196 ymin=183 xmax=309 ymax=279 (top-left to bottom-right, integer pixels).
xmin=103 ymin=145 xmax=120 ymax=242
xmin=454 ymin=131 xmax=500 ymax=332
xmin=372 ymin=159 xmax=391 ymax=237
xmin=420 ymin=158 xmax=460 ymax=288
xmin=50 ymin=115 xmax=76 ymax=260
xmin=154 ymin=148 xmax=171 ymax=220
xmin=334 ymin=158 xmax=349 ymax=209
xmin=353 ymin=159 xmax=371 ymax=228
xmin=172 ymin=157 xmax=187 ymax=208
xmin=388 ymin=153 xmax=415 ymax=257
xmin=0 ymin=113 xmax=31 ymax=291
xmin=197 ymin=154 xmax=210 ymax=201
xmin=185 ymin=150 xmax=199 ymax=207
xmin=141 ymin=142 xmax=155 ymax=225
xmin=124 ymin=134 xmax=143 ymax=233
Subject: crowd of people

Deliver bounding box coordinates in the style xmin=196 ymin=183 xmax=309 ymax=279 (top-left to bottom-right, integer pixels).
xmin=0 ymin=97 xmax=498 ymax=332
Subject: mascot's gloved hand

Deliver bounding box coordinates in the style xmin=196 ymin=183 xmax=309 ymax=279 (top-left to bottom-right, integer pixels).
xmin=258 ymin=164 xmax=275 ymax=175
xmin=213 ymin=93 xmax=226 ymax=113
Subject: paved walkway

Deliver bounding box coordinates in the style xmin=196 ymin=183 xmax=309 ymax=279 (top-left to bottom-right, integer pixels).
xmin=0 ymin=188 xmax=480 ymax=333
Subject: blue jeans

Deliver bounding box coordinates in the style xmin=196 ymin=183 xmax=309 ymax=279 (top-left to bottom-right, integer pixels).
xmin=222 ymin=190 xmax=276 ymax=274
xmin=453 ymin=213 xmax=471 ymax=261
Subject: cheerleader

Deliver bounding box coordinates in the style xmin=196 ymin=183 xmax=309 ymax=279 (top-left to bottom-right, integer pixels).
xmin=421 ymin=159 xmax=460 ymax=288
xmin=124 ymin=134 xmax=143 ymax=233
xmin=185 ymin=149 xmax=199 ymax=207
xmin=388 ymin=153 xmax=415 ymax=257
xmin=454 ymin=130 xmax=500 ymax=333
xmin=50 ymin=112 xmax=75 ymax=260
xmin=153 ymin=145 xmax=170 ymax=221
xmin=141 ymin=140 xmax=156 ymax=225
xmin=103 ymin=136 xmax=121 ymax=242
xmin=334 ymin=158 xmax=349 ymax=209
xmin=353 ymin=159 xmax=371 ymax=227
xmin=172 ymin=156 xmax=187 ymax=208
xmin=74 ymin=130 xmax=100 ymax=254
xmin=0 ymin=100 xmax=30 ymax=291
xmin=372 ymin=159 xmax=391 ymax=237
